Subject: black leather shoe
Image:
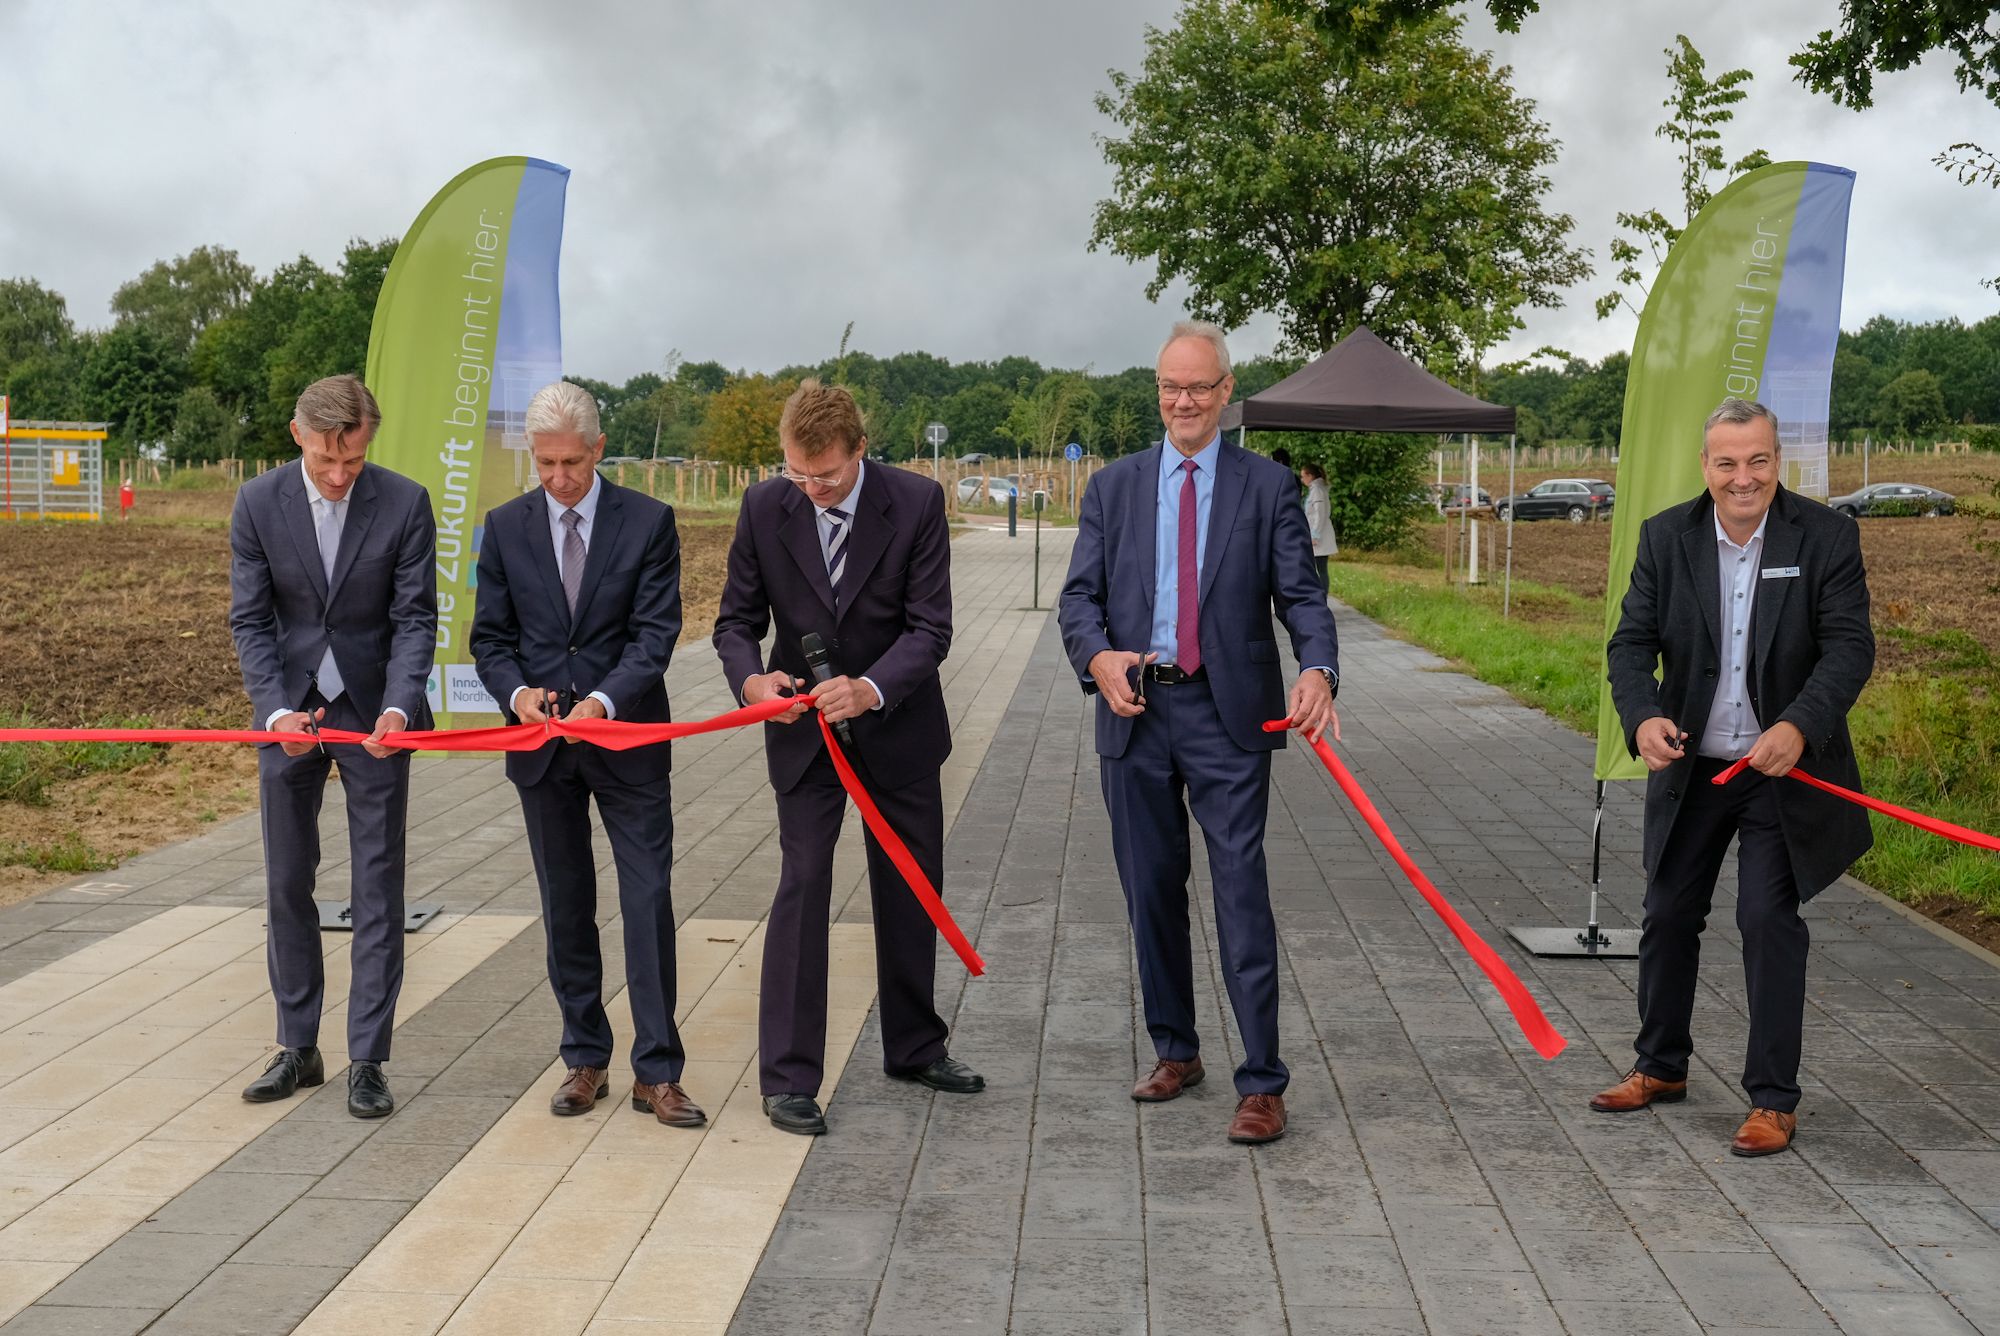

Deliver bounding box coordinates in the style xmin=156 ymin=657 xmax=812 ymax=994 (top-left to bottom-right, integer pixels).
xmin=763 ymin=1094 xmax=827 ymax=1136
xmin=898 ymin=1055 xmax=986 ymax=1095
xmin=242 ymin=1046 xmax=324 ymax=1103
xmin=347 ymin=1061 xmax=395 ymax=1118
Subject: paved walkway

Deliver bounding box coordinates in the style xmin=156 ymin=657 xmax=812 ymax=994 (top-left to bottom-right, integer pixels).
xmin=2 ymin=527 xmax=1998 ymax=1334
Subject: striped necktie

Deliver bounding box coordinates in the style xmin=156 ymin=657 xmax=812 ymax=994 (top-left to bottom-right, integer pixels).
xmin=824 ymin=508 xmax=848 ymax=607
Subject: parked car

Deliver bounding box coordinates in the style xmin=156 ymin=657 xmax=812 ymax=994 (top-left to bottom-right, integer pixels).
xmin=1434 ymin=483 xmax=1493 ymax=515
xmin=1494 ymin=478 xmax=1615 ymax=523
xmin=956 ymin=452 xmax=993 ymax=466
xmin=1828 ymin=482 xmax=1955 ymax=518
xmin=954 ymin=476 xmax=1017 ymax=506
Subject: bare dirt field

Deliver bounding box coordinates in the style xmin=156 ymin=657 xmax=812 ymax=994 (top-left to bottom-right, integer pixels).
xmin=1427 ymin=451 xmax=2000 ymax=674
xmin=0 ymin=509 xmax=737 ymax=905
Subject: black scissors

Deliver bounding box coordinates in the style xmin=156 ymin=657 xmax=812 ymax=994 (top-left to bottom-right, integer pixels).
xmin=301 ymin=676 xmax=328 ymax=756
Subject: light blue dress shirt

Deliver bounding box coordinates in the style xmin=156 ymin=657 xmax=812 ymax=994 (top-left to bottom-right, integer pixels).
xmin=1150 ymin=437 xmax=1219 ymax=663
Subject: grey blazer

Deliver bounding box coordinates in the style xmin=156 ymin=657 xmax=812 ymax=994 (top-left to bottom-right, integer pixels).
xmin=1607 ymin=486 xmax=1874 ymax=898
xmin=229 ymin=461 xmax=438 ymax=732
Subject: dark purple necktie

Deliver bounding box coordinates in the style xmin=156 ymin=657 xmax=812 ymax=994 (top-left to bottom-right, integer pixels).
xmin=1177 ymin=458 xmax=1201 ymax=673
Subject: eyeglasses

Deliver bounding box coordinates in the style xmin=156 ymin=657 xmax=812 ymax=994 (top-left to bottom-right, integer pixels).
xmin=778 ymin=461 xmax=855 ymax=488
xmin=1157 ymin=380 xmax=1226 ymax=404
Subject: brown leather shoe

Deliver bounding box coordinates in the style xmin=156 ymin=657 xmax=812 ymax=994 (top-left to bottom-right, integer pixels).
xmin=1132 ymin=1057 xmax=1205 ymax=1103
xmin=1589 ymin=1069 xmax=1688 ymax=1114
xmin=1228 ymin=1093 xmax=1286 ymax=1144
xmin=550 ymin=1066 xmax=608 ymax=1116
xmin=1730 ymin=1108 xmax=1798 ymax=1157
xmin=632 ymin=1080 xmax=707 ymax=1128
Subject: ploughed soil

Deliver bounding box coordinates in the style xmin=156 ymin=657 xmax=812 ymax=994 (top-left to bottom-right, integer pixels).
xmin=1427 ymin=452 xmax=2000 ymax=674
xmin=0 ymin=514 xmax=735 ymax=905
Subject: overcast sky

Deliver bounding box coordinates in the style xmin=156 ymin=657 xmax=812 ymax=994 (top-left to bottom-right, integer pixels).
xmin=4 ymin=0 xmax=1995 ymax=382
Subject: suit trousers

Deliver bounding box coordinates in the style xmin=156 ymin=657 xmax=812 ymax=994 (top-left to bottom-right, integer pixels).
xmin=1635 ymin=756 xmax=1809 ymax=1112
xmin=257 ymin=689 xmax=408 ymax=1063
xmin=760 ymin=747 xmax=948 ymax=1096
xmin=514 ymin=742 xmax=686 ymax=1084
xmin=1100 ymin=678 xmax=1286 ymax=1096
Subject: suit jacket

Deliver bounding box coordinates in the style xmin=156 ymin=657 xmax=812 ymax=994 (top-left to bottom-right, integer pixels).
xmin=229 ymin=461 xmax=437 ymax=733
xmin=1607 ymin=485 xmax=1874 ymax=898
xmin=1059 ymin=440 xmax=1340 ymax=759
xmin=712 ymin=464 xmax=953 ymax=795
xmin=470 ymin=476 xmax=682 ymax=788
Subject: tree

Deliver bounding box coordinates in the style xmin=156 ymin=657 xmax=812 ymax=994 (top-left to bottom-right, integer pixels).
xmin=1103 ymin=398 xmax=1143 ymax=456
xmin=701 ymin=374 xmax=795 ymax=466
xmin=941 ymin=382 xmax=1014 ymax=457
xmin=1792 ymin=1 xmax=2000 ymax=111
xmin=110 ymin=246 xmax=255 ymax=353
xmin=1875 ymin=369 xmax=1949 ymax=437
xmin=0 ymin=278 xmax=86 ymax=419
xmin=999 ymin=373 xmax=1090 ymax=461
xmin=1092 ymin=3 xmax=1587 ymax=371
xmin=167 ymin=385 xmax=240 ymax=462
xmin=81 ymin=324 xmax=187 ymax=453
xmin=1597 ymin=36 xmax=1771 ymax=321
xmin=1289 ymin=431 xmax=1430 ymax=550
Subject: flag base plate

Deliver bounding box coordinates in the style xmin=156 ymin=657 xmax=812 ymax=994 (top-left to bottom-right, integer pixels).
xmin=317 ymin=901 xmax=443 ymax=933
xmin=1506 ymin=925 xmax=1641 ymax=958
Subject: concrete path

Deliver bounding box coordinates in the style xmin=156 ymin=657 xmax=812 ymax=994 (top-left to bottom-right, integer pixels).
xmin=2 ymin=525 xmax=1998 ymax=1334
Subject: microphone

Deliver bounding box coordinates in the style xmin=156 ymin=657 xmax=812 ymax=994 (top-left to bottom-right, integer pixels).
xmin=800 ymin=632 xmax=854 ymax=748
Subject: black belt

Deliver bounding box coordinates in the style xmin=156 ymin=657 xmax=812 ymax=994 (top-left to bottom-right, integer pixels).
xmin=1142 ymin=664 xmax=1207 ymax=685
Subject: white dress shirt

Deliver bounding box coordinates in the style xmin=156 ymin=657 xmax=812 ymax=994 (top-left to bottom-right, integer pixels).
xmin=511 ymin=473 xmax=618 ymax=721
xmin=1696 ymin=510 xmax=1769 ymax=760
xmin=266 ymin=462 xmax=408 ymax=732
xmin=810 ymin=461 xmax=883 ymax=712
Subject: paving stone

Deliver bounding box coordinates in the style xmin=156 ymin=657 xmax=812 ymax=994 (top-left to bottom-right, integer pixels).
xmin=1651 ymin=1250 xmax=1832 ymax=1330
xmin=36 ymin=1230 xmax=241 ymax=1310
xmin=758 ymin=1210 xmax=898 ymax=1281
xmin=725 ymin=1277 xmax=875 ymax=1336
xmin=0 ymin=1308 xmax=160 ymax=1335
xmin=230 ymin=1194 xmax=412 ymax=1268
xmin=1010 ymin=1237 xmax=1144 ymax=1313
xmin=214 ymin=1115 xmax=376 ymax=1177
xmin=135 ymin=1170 xmax=316 ymax=1238
xmin=142 ymin=1262 xmax=344 ymax=1336
xmin=307 ymin=1136 xmax=465 ymax=1200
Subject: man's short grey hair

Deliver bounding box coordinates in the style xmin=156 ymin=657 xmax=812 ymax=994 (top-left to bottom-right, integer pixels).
xmin=1703 ymin=397 xmax=1780 ymax=444
xmin=525 ymin=380 xmax=604 ymax=442
xmin=293 ymin=374 xmax=380 ymax=443
xmin=1159 ymin=319 xmax=1232 ymax=377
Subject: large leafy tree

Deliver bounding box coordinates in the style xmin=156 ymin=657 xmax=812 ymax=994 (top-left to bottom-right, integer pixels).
xmin=1792 ymin=1 xmax=2000 ymax=110
xmin=1597 ymin=36 xmax=1770 ymax=320
xmin=0 ymin=278 xmax=87 ymax=419
xmin=110 ymin=245 xmax=255 ymax=353
xmin=701 ymin=373 xmax=795 ymax=466
xmin=1090 ymin=2 xmax=1588 ymax=368
xmin=82 ymin=324 xmax=187 ymax=452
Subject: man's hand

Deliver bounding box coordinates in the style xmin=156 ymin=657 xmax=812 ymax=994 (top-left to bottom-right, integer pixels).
xmin=1635 ymin=716 xmax=1688 ymax=771
xmin=271 ymin=707 xmax=326 ymax=758
xmin=561 ymin=694 xmax=607 ymax=744
xmin=743 ymin=671 xmax=811 ymax=724
xmin=1746 ymin=721 xmax=1805 ymax=778
xmin=512 ymin=687 xmax=560 ymax=725
xmin=813 ymin=675 xmax=880 ymax=725
xmin=1286 ymin=671 xmax=1341 ymax=746
xmin=1088 ymin=650 xmax=1155 ymax=718
xmin=361 ymin=712 xmax=403 ymax=759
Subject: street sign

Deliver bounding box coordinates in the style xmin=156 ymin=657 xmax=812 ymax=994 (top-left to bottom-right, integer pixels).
xmin=925 ymin=422 xmax=949 ymax=446
xmin=1063 ymin=441 xmax=1082 ymax=462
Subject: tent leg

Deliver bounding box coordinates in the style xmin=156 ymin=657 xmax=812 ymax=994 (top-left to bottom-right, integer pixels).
xmin=1505 ymin=779 xmax=1641 ymax=958
xmin=1503 ymin=434 xmax=1516 ymax=617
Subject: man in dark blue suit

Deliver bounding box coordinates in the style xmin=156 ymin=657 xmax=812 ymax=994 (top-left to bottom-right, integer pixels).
xmin=230 ymin=374 xmax=436 ymax=1120
xmin=471 ymin=380 xmax=704 ymax=1130
xmin=1059 ymin=321 xmax=1340 ymax=1145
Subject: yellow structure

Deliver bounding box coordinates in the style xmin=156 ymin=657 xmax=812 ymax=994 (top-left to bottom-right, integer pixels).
xmin=1 ymin=422 xmax=106 ymax=521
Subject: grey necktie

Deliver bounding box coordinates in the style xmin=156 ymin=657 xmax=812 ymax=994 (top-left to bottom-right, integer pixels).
xmin=561 ymin=509 xmax=586 ymax=615
xmin=824 ymin=508 xmax=848 ymax=606
xmin=314 ymin=498 xmax=345 ymax=701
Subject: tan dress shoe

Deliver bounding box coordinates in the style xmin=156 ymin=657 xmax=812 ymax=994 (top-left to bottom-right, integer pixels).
xmin=632 ymin=1080 xmax=707 ymax=1128
xmin=1730 ymin=1108 xmax=1797 ymax=1157
xmin=1132 ymin=1057 xmax=1205 ymax=1103
xmin=1228 ymin=1093 xmax=1287 ymax=1144
xmin=1590 ymin=1069 xmax=1688 ymax=1113
xmin=550 ymin=1066 xmax=608 ymax=1116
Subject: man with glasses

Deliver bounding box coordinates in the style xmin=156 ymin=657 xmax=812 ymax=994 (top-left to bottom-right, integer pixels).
xmin=714 ymin=379 xmax=983 ymax=1137
xmin=1060 ymin=321 xmax=1339 ymax=1144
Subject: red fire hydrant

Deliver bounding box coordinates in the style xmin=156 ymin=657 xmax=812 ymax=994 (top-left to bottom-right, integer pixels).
xmin=119 ymin=478 xmax=135 ymax=521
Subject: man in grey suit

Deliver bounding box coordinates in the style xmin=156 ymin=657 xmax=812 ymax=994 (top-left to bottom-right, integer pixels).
xmin=1592 ymin=398 xmax=1873 ymax=1158
xmin=229 ymin=374 xmax=437 ymax=1119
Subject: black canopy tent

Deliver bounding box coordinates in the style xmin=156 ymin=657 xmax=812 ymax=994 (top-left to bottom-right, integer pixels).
xmin=1225 ymin=327 xmax=1632 ymax=959
xmin=1219 ymin=325 xmax=1516 ymax=435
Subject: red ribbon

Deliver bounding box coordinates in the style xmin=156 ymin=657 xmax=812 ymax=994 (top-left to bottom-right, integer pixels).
xmin=816 ymin=715 xmax=985 ymax=977
xmin=1712 ymin=757 xmax=2000 ymax=853
xmin=1264 ymin=720 xmax=1568 ymax=1060
xmin=0 ymin=695 xmax=987 ymax=975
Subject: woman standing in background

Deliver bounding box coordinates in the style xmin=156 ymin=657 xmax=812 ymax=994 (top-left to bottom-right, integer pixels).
xmin=1301 ymin=461 xmax=1335 ymax=591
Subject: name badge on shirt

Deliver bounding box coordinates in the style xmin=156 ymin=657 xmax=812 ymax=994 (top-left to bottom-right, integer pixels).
xmin=1760 ymin=566 xmax=1800 ymax=580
